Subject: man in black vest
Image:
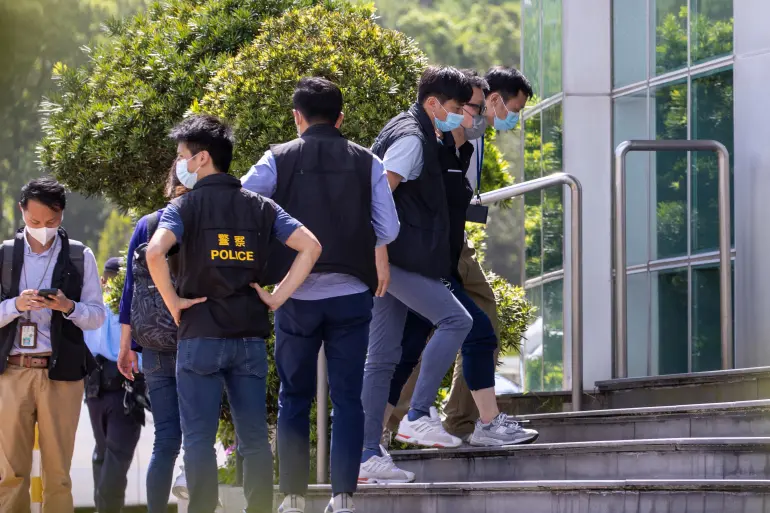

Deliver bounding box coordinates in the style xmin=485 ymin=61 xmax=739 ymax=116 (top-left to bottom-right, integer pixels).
xmin=387 ymin=70 xmax=538 ymax=450
xmin=241 ymin=77 xmax=399 ymax=513
xmin=0 ymin=177 xmax=106 ymax=511
xmin=358 ymin=66 xmax=475 ymax=483
xmin=145 ymin=115 xmax=322 ymax=513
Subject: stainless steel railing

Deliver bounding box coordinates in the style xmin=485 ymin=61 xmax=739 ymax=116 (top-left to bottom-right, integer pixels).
xmin=613 ymin=140 xmax=733 ymax=378
xmin=315 ymin=172 xmax=585 ymax=482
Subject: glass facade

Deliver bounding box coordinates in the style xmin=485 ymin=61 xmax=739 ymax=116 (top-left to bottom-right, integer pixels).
xmin=612 ymin=0 xmax=734 ymax=376
xmin=521 ymin=0 xmax=563 ymax=391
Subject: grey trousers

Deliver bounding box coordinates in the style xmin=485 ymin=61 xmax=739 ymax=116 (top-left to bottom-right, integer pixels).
xmin=361 ymin=264 xmax=472 ymax=453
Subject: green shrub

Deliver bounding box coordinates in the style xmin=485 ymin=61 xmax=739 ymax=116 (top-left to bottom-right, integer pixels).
xmin=39 ymin=0 xmax=323 ymax=214
xmin=198 ymin=2 xmax=426 ymax=170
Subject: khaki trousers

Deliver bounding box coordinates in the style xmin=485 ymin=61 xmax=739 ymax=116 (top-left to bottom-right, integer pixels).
xmin=388 ymin=240 xmax=499 ymax=437
xmin=0 ymin=365 xmax=84 ymax=513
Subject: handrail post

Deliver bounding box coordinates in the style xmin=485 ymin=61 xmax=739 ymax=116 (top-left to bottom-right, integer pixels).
xmin=316 ymin=346 xmax=328 ymax=484
xmin=479 ymin=172 xmax=583 ymax=411
xmin=613 ymin=140 xmax=733 ymax=378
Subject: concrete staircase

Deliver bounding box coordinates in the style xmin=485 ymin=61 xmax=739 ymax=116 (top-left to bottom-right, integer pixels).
xmin=256 ymin=369 xmax=770 ymax=512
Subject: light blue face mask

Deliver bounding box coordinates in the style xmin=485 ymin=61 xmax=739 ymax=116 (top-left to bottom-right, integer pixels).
xmin=175 ymin=153 xmax=201 ymax=189
xmin=493 ymin=101 xmax=520 ymax=131
xmin=433 ymin=102 xmax=464 ymax=132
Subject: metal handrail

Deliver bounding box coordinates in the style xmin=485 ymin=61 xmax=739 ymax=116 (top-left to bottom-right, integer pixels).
xmin=315 ymin=172 xmax=585 ymax=483
xmin=478 ymin=172 xmax=584 ymax=411
xmin=613 ymin=140 xmax=733 ymax=378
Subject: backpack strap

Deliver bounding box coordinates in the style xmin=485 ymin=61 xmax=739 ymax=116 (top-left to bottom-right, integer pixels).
xmin=1 ymin=240 xmax=13 ymax=300
xmin=68 ymin=240 xmax=85 ymax=278
xmin=146 ymin=211 xmax=161 ymax=242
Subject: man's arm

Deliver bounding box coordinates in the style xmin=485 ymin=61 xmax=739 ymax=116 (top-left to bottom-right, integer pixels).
xmin=147 ymin=204 xmax=206 ymax=325
xmin=58 ymin=247 xmax=107 ymax=331
xmin=251 ymin=204 xmax=321 ymax=310
xmin=117 ymin=323 xmax=139 ymax=380
xmin=241 ymin=150 xmax=278 ymax=198
xmin=381 ymin=135 xmax=423 ymax=192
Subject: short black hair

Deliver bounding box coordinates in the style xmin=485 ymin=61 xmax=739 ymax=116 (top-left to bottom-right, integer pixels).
xmin=293 ymin=77 xmax=343 ymax=125
xmin=461 ymin=69 xmax=490 ymax=96
xmin=484 ymin=66 xmax=534 ymax=101
xmin=169 ymin=114 xmax=234 ymax=173
xmin=417 ymin=66 xmax=473 ymax=105
xmin=19 ymin=177 xmax=66 ymax=212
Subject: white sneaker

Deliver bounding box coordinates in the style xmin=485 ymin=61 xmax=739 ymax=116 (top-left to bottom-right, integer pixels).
xmin=395 ymin=407 xmax=462 ymax=448
xmin=278 ymin=494 xmax=305 ymax=513
xmin=358 ymin=445 xmax=416 ymax=484
xmin=324 ymin=493 xmax=355 ymax=513
xmin=173 ymin=465 xmax=224 ymax=511
xmin=172 ymin=466 xmax=188 ymax=500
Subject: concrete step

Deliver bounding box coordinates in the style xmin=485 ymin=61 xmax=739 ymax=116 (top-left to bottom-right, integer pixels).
xmin=390 ymin=437 xmax=770 ymax=483
xmin=299 ymin=480 xmax=770 ymax=513
xmin=520 ymin=399 xmax=770 ymax=443
xmin=596 ymin=366 xmax=770 ymax=409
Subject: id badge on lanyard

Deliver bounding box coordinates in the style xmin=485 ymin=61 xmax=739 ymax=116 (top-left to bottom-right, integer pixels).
xmin=19 ymin=319 xmax=38 ymax=349
xmin=466 ymin=136 xmax=489 ymax=224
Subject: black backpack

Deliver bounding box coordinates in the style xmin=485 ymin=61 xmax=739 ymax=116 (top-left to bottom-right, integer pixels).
xmin=130 ymin=212 xmax=177 ymax=352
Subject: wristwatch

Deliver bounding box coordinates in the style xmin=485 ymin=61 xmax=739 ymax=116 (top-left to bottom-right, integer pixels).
xmin=64 ymin=301 xmax=76 ymax=317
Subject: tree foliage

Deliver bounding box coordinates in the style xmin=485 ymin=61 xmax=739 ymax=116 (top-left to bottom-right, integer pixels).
xmin=39 ymin=0 xmax=325 ymax=213
xmin=199 ymin=3 xmax=426 ymax=172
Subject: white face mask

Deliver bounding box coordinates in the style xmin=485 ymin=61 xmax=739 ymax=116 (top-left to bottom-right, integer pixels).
xmin=25 ymin=217 xmax=61 ymax=245
xmin=175 ymin=153 xmax=201 ymax=189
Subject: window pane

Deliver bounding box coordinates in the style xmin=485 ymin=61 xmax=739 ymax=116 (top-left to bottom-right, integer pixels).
xmin=654 ymin=0 xmax=688 ymax=76
xmin=691 ymin=66 xmax=734 ymax=253
xmin=542 ymin=0 xmax=562 ymax=98
xmin=652 ymin=79 xmax=688 ymax=259
xmin=614 ymin=92 xmax=650 ymax=266
xmin=523 ymin=0 xmax=541 ymax=99
xmin=542 ymin=278 xmax=564 ymax=391
xmin=524 ymin=113 xmax=542 ymax=280
xmin=542 ymin=103 xmax=564 ymax=274
xmin=627 ymin=272 xmax=651 ymax=377
xmin=523 ymin=285 xmax=543 ymax=392
xmin=691 ymin=262 xmax=734 ymax=372
xmin=652 ymin=267 xmax=688 ymax=375
xmin=691 ymin=0 xmax=733 ymax=65
xmin=613 ymin=0 xmax=647 ymax=87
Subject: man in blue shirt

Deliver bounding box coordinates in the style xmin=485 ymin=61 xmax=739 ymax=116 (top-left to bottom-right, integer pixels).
xmin=84 ymin=257 xmax=143 ymax=513
xmin=241 ymin=77 xmax=399 ymax=513
xmin=147 ymin=114 xmax=321 ymax=513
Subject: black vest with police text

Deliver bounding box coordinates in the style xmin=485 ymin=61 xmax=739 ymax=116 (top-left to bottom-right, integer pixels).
xmin=172 ymin=173 xmax=276 ymax=339
xmin=370 ymin=103 xmax=451 ymax=279
xmin=265 ymin=124 xmax=378 ymax=291
xmin=0 ymin=228 xmax=96 ymax=381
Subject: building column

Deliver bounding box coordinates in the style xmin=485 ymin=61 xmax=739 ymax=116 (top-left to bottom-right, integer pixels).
xmin=733 ymin=0 xmax=770 ymax=368
xmin=561 ymin=0 xmax=613 ymax=387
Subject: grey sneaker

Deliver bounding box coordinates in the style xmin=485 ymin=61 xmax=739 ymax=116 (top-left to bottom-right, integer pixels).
xmin=469 ymin=413 xmax=539 ymax=446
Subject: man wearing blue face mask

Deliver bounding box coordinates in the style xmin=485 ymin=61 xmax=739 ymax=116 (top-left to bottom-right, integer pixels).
xmin=386 ymin=66 xmax=534 ymax=444
xmin=358 ymin=66 xmax=474 ymax=484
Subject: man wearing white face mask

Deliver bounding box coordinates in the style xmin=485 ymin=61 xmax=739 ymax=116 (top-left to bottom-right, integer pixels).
xmin=0 ymin=177 xmax=106 ymax=512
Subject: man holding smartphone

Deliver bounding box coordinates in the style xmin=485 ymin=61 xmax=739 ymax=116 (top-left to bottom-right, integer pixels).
xmin=0 ymin=177 xmax=106 ymax=512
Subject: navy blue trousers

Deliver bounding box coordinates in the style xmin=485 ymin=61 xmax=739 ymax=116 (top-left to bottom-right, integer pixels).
xmin=275 ymin=291 xmax=373 ymax=496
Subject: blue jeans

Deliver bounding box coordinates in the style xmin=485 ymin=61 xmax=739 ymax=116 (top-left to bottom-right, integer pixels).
xmin=177 ymin=337 xmax=271 ymax=513
xmin=143 ymin=349 xmax=182 ymax=513
xmin=388 ymin=276 xmax=497 ymax=406
xmin=275 ymin=292 xmax=373 ymax=496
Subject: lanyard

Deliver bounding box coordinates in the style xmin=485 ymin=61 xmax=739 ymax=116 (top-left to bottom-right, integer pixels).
xmin=475 ymin=135 xmax=485 ymax=197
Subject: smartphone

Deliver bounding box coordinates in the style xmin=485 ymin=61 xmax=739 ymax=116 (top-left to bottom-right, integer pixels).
xmin=37 ymin=288 xmax=58 ymax=299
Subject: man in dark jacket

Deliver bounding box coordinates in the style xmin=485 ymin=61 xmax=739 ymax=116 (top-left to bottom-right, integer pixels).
xmin=359 ymin=66 xmax=475 ymax=484
xmin=0 ymin=177 xmax=106 ymax=511
xmin=146 ymin=114 xmax=321 ymax=513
